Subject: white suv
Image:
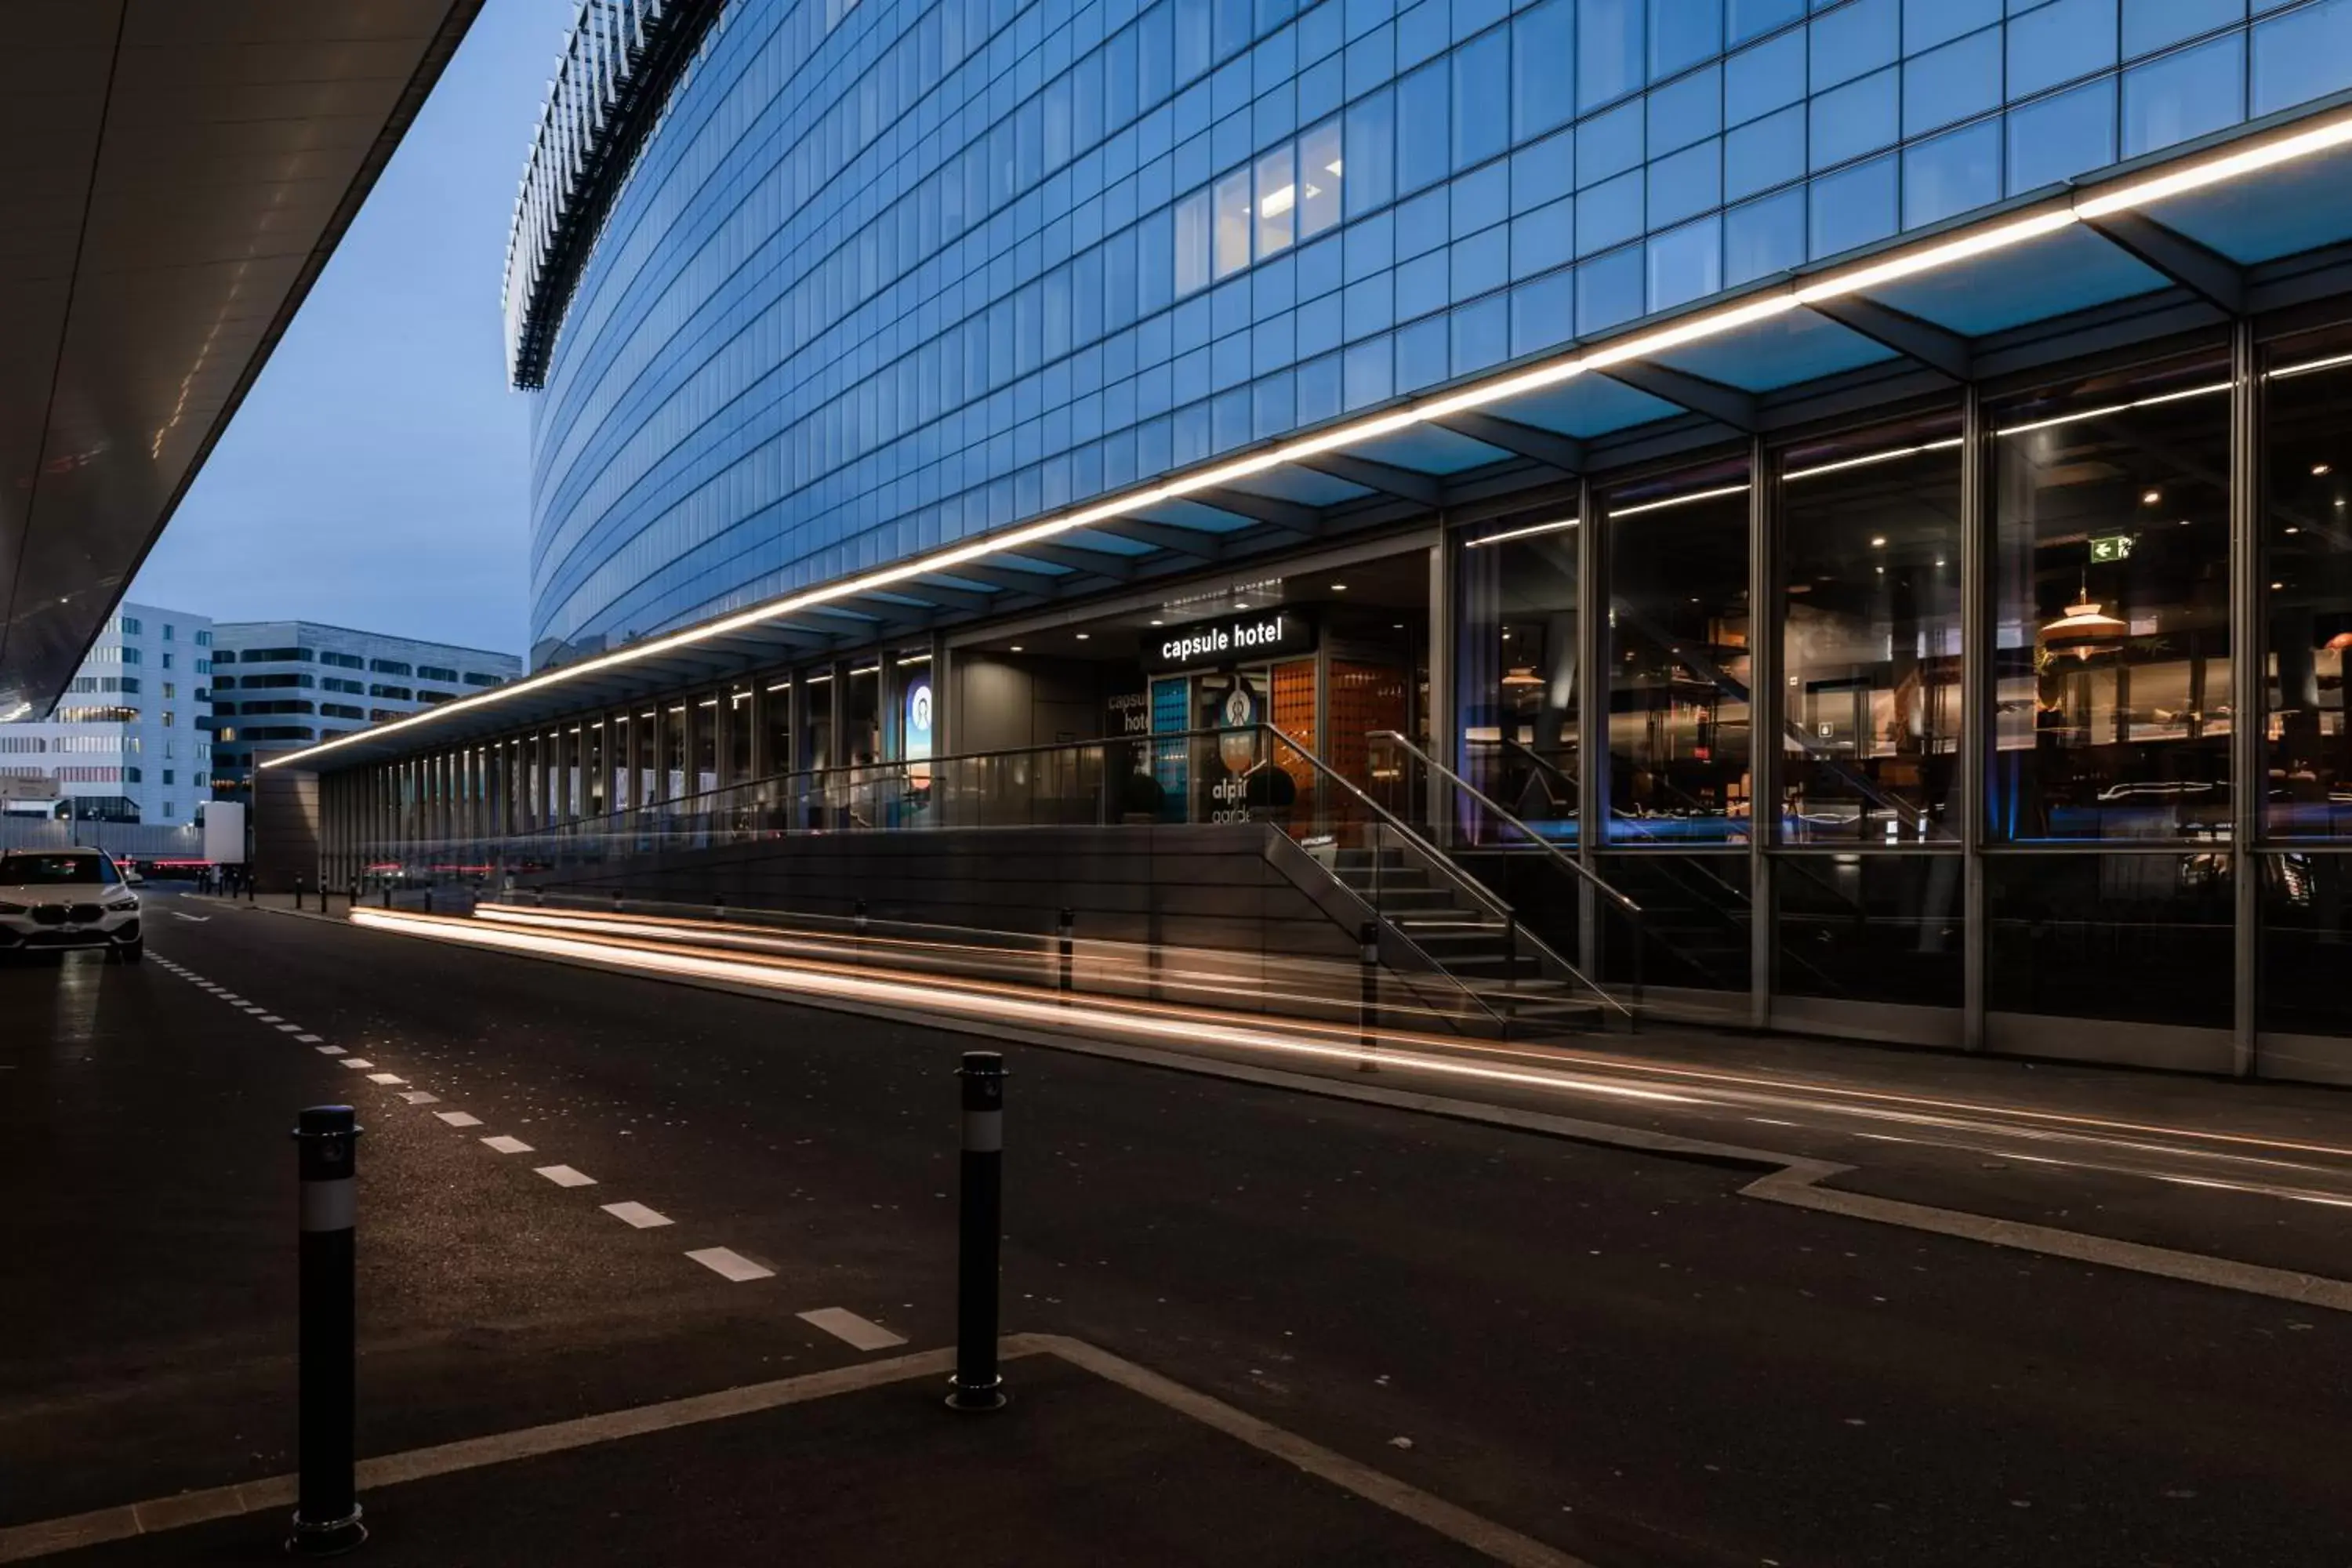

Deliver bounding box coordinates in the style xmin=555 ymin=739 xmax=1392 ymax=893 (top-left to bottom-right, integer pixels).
xmin=0 ymin=849 xmax=143 ymax=964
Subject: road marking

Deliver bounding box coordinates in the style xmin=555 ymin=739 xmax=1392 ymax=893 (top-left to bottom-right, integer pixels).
xmin=535 ymin=1164 xmax=595 ymax=1188
xmin=241 ymin=1006 xmax=267 ymax=1014
xmin=435 ymin=1111 xmax=484 ymax=1128
xmin=367 ymin=1073 xmax=405 ymax=1086
xmin=316 ymin=1046 xmax=346 ymax=1056
xmin=169 ymin=912 xmax=208 ymax=922
xmin=480 ymin=1135 xmax=533 ymax=1154
xmin=684 ymin=1247 xmax=773 ymax=1282
xmin=296 ymin=1034 xmax=322 ymax=1043
xmin=277 ymin=1024 xmax=304 ymax=1033
xmin=796 ymin=1308 xmax=906 ymax=1351
xmin=399 ymin=1091 xmax=440 ymax=1105
xmin=0 ymin=1336 xmax=1581 ymax=1566
xmin=340 ymin=1058 xmax=375 ymax=1070
xmin=600 ymin=1201 xmax=673 ymax=1229
xmin=258 ymin=1014 xmax=281 ymax=1023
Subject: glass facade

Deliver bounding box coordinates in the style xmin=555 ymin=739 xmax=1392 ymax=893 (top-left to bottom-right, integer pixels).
xmin=526 ymin=0 xmax=2352 ymax=664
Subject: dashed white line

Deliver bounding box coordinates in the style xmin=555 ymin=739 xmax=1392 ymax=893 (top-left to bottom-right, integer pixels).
xmin=317 ymin=1046 xmax=347 ymax=1056
xmin=797 ymin=1308 xmax=907 ymax=1351
xmin=435 ymin=1111 xmax=484 ymax=1128
xmin=258 ymin=1014 xmax=282 ymax=1023
xmin=296 ymin=1034 xmax=323 ymax=1044
xmin=685 ymin=1247 xmax=774 ymax=1283
xmin=600 ymin=1201 xmax=673 ymax=1229
xmin=399 ymin=1091 xmax=441 ymax=1105
xmin=480 ymin=1135 xmax=533 ymax=1154
xmin=535 ymin=1165 xmax=596 ymax=1189
xmin=367 ymin=1073 xmax=406 ymax=1086
xmin=340 ymin=1058 xmax=376 ymax=1070
xmin=277 ymin=1024 xmax=304 ymax=1033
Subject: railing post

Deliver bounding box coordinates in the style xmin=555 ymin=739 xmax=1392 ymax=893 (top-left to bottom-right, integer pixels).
xmin=855 ymin=898 xmax=869 ymax=964
xmin=949 ymin=1051 xmax=1007 ymax=1411
xmin=1358 ymin=920 xmax=1381 ymax=1072
xmin=1057 ymin=907 xmax=1075 ymax=998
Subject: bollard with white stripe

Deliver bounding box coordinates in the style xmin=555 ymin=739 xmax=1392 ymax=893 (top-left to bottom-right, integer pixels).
xmin=288 ymin=1105 xmax=365 ymax=1555
xmin=949 ymin=1052 xmax=1007 ymax=1411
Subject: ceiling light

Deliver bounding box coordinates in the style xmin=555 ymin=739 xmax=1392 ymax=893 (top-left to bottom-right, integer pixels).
xmin=1009 ymin=644 xmax=1024 ymax=652
xmin=2041 ymin=586 xmax=2128 ymax=661
xmin=2286 ymin=526 xmax=2300 ymax=535
xmin=2314 ymin=463 xmax=2333 ymax=476
xmin=2076 ymin=110 xmax=2352 ymax=219
xmin=1466 ymin=517 xmax=1579 ymax=547
xmin=1075 ymin=633 xmax=1091 ymax=641
xmin=1330 ymin=583 xmax=1348 ymax=591
xmin=1149 ymin=619 xmax=1164 ymax=625
xmin=1392 ymin=622 xmax=1406 ymax=630
xmin=1870 ymin=535 xmax=1887 ymax=546
xmin=1501 ymin=666 xmax=1543 ymax=688
xmin=2141 ymin=489 xmax=2161 ymax=505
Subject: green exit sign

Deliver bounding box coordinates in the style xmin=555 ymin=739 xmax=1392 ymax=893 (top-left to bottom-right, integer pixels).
xmin=2090 ymin=533 xmax=2136 ymax=564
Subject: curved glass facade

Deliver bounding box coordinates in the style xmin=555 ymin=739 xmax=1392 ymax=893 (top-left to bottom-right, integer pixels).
xmin=527 ymin=0 xmax=2352 ymax=666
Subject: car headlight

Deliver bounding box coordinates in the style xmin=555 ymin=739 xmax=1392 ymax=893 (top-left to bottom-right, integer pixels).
xmin=103 ymin=895 xmax=138 ymax=911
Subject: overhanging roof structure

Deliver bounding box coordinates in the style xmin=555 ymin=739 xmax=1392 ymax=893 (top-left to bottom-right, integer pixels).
xmin=0 ymin=0 xmax=484 ymax=721
xmin=270 ymin=97 xmax=2352 ymax=773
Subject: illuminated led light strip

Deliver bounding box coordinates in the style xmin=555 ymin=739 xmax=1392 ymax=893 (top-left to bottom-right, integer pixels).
xmin=1991 ymin=380 xmax=2230 ymax=437
xmin=1782 ymin=435 xmax=1965 ymax=481
xmin=1463 ymin=517 xmax=1579 ymax=547
xmin=268 ymin=106 xmax=2352 ymax=771
xmin=354 ymin=908 xmax=1694 ymax=1105
xmin=2269 ymin=350 xmax=2352 ymax=381
xmin=1608 ymin=482 xmax=1752 ymax=517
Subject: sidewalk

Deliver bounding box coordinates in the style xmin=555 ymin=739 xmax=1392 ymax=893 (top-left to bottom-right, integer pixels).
xmin=12 ymin=1339 xmax=1565 ymax=1568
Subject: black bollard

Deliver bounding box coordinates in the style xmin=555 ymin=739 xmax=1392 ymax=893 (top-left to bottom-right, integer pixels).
xmin=1358 ymin=920 xmax=1381 ymax=1072
xmin=1056 ymin=908 xmax=1074 ymax=998
xmin=854 ymin=898 xmax=869 ymax=964
xmin=379 ymin=884 xmax=390 ymax=910
xmin=612 ymin=889 xmax=624 ymax=913
xmin=288 ymin=1105 xmax=365 ymax=1555
xmin=296 ymin=877 xmax=305 ymax=911
xmin=949 ymin=1052 xmax=1007 ymax=1411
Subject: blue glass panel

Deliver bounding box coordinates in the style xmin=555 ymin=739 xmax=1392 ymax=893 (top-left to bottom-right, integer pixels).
xmin=1723 ymin=184 xmax=1806 ymax=281
xmin=2122 ymin=0 xmax=2244 ymax=58
xmin=1903 ymin=27 xmax=2002 ymax=137
xmin=1726 ymin=28 xmax=1806 ymax=125
xmin=1398 ymin=247 xmax=1450 ymax=316
xmin=1650 ymin=0 xmax=1724 ymax=78
xmin=1396 ymin=188 xmax=1448 ymax=257
xmin=1577 ymin=168 xmax=1646 ymax=252
xmin=1508 ymin=267 xmax=1577 ymax=354
xmin=1451 ymin=294 xmax=1511 ymax=371
xmin=1901 ymin=118 xmax=2001 ymax=227
xmin=1399 ymin=59 xmax=1452 ymax=190
xmin=1648 ymin=306 xmax=1893 ymax=388
xmin=1344 ymin=87 xmax=1396 ymax=216
xmin=2008 ymin=0 xmax=2120 ymax=99
xmin=1650 ymin=64 xmax=1723 ymax=152
xmin=1728 ymin=0 xmax=1805 ymax=45
xmin=1866 ymin=221 xmax=2162 ymax=330
xmin=1455 ymin=0 xmax=1508 ymax=42
xmin=1511 ymin=127 xmax=1577 ymax=211
xmin=1399 ymin=0 xmax=1450 ymax=66
xmin=1726 ymin=102 xmax=1806 ymax=198
xmin=1646 ymin=214 xmax=1722 ymax=309
xmin=1808 ymin=153 xmax=1896 ymax=256
xmin=1453 ymin=223 xmax=1511 ymax=296
xmin=1344 ymin=334 xmax=1394 ymax=406
xmin=1512 ymin=194 xmax=1578 ymax=274
xmin=1574 ymin=245 xmax=1646 ymax=332
xmin=2135 ymin=141 xmax=2352 ymax=261
xmin=2121 ymin=32 xmax=2245 ymax=156
xmin=1298 ymin=348 xmax=1345 ymax=423
xmin=1906 ymin=0 xmax=2000 ymax=51
xmin=1514 ymin=0 xmax=1579 ymax=139
xmin=1396 ymin=314 xmax=1450 ymax=387
xmin=1648 ymin=138 xmax=1722 ymax=224
xmin=1345 ymin=271 xmax=1396 ymax=335
xmin=1810 ymin=67 xmax=1899 ymax=169
xmin=2006 ymin=74 xmax=2115 ymax=192
xmin=1453 ymin=162 xmax=1511 ymax=230
xmin=2252 ymin=0 xmax=2352 ymax=117
xmin=1810 ymin=0 xmax=1898 ymax=89
xmin=1578 ymin=99 xmax=1647 ymax=184
xmin=1502 ymin=372 xmax=1682 ymax=433
xmin=1579 ymin=0 xmax=1647 ymax=109
xmin=1454 ymin=30 xmax=1512 ymax=168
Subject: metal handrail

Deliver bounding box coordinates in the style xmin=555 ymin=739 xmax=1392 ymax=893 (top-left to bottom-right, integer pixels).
xmin=1374 ymin=731 xmax=1642 ymax=916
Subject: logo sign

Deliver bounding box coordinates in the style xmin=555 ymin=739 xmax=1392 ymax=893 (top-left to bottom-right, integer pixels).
xmin=0 ymin=776 xmax=59 ymax=803
xmin=903 ymin=679 xmax=934 ymax=762
xmin=1142 ymin=608 xmax=1316 ymax=673
xmin=2089 ymin=533 xmax=2136 ymax=564
xmin=1216 ymin=677 xmax=1261 ymax=782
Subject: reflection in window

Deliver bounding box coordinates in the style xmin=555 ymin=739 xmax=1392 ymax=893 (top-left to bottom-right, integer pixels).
xmin=1779 ymin=413 xmax=1963 ymax=842
xmin=1175 ymin=190 xmax=1210 ymax=295
xmin=1990 ymin=351 xmax=2234 ymax=842
xmin=1298 ymin=117 xmax=1342 ymax=237
xmin=1605 ymin=458 xmax=1753 ymax=842
xmin=1213 ymin=168 xmax=1251 ymax=278
xmin=2263 ymin=328 xmax=2352 ymax=839
xmin=1457 ymin=514 xmax=1581 ymax=832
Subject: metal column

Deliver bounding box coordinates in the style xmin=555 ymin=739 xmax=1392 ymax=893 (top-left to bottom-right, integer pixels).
xmin=1574 ymin=474 xmax=1606 ymax=981
xmin=2230 ymin=317 xmax=2262 ymax=1079
xmin=1960 ymin=384 xmax=1991 ymax=1053
xmin=1745 ymin=437 xmax=1777 ymax=1033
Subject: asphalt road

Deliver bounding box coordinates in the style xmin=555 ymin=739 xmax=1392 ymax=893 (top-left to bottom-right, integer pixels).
xmin=5 ymin=886 xmax=2351 ymax=1566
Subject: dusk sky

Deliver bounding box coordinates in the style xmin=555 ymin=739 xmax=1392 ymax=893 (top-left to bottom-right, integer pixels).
xmin=130 ymin=0 xmax=575 ymax=659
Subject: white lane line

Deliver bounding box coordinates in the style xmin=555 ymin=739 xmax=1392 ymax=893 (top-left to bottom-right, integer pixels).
xmin=316 ymin=1046 xmax=346 ymax=1056
xmin=480 ymin=1134 xmax=533 ymax=1154
xmin=241 ymin=1006 xmax=267 ymax=1014
xmin=600 ymin=1201 xmax=673 ymax=1229
xmin=797 ymin=1307 xmax=907 ymax=1352
xmin=296 ymin=1034 xmax=323 ymax=1044
xmin=685 ymin=1247 xmax=774 ymax=1282
xmin=277 ymin=1024 xmax=304 ymax=1033
xmin=399 ymin=1091 xmax=441 ymax=1105
xmin=434 ymin=1111 xmax=484 ymax=1128
xmin=367 ymin=1073 xmax=406 ymax=1086
xmin=535 ymin=1164 xmax=596 ymax=1188
xmin=258 ymin=1014 xmax=282 ymax=1023
xmin=340 ymin=1058 xmax=376 ymax=1070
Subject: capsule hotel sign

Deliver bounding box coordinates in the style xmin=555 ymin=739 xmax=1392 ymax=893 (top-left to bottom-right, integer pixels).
xmin=1142 ymin=607 xmax=1316 ymax=673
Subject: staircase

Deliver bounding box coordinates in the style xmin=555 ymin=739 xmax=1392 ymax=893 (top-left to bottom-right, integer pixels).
xmin=1330 ymin=846 xmax=1608 ymax=1039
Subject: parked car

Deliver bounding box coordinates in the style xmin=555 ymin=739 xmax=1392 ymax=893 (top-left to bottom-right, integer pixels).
xmin=0 ymin=848 xmax=143 ymax=963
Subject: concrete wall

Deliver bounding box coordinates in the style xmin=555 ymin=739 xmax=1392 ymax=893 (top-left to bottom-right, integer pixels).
xmin=251 ymin=763 xmax=320 ymax=893
xmin=953 ymin=653 xmax=1116 ymax=753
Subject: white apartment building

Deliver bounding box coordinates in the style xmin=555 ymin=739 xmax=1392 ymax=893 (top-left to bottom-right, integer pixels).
xmin=0 ymin=602 xmax=214 ymax=824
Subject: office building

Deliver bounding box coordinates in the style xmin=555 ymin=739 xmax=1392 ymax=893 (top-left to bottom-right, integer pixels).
xmin=209 ymin=622 xmax=520 ymax=797
xmin=282 ymin=0 xmax=2352 ymax=1081
xmin=0 ymin=603 xmax=213 ymax=825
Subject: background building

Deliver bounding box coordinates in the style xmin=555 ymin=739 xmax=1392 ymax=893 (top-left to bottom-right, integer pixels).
xmin=209 ymin=622 xmax=519 ymax=798
xmin=0 ymin=603 xmax=213 ymax=825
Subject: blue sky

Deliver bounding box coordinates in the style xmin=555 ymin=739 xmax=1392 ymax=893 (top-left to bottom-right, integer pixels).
xmin=130 ymin=0 xmax=575 ymax=657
